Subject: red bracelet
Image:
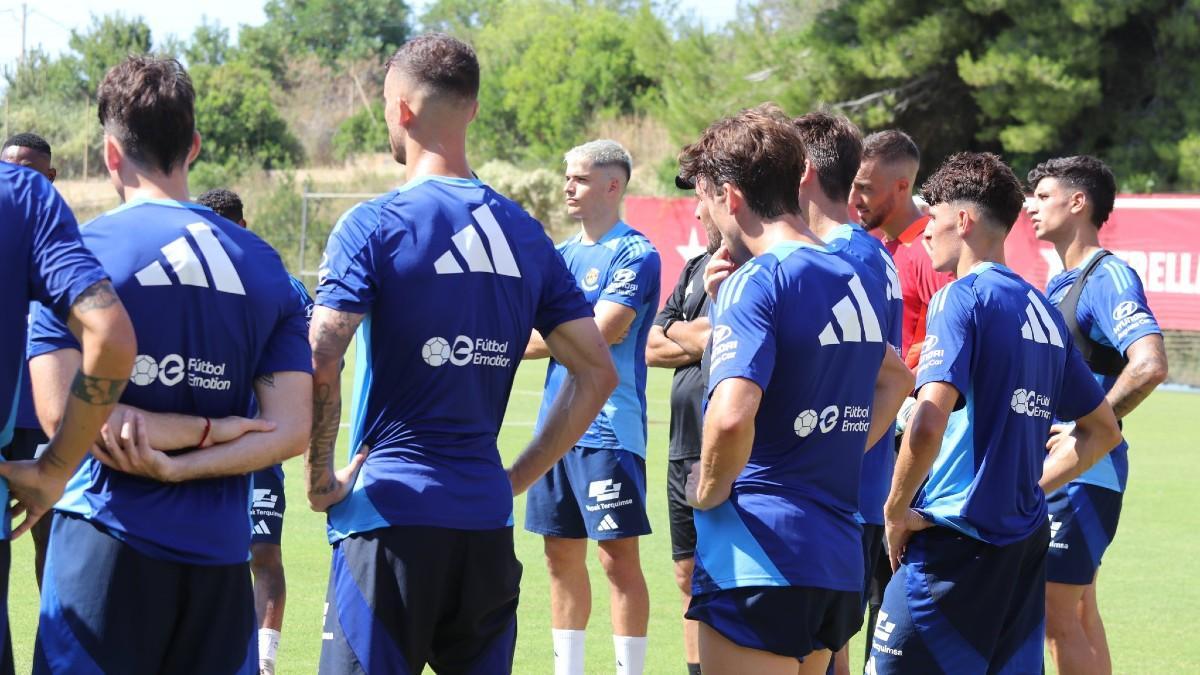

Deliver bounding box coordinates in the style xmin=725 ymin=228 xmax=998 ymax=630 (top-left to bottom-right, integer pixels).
xmin=198 ymin=417 xmax=211 ymax=448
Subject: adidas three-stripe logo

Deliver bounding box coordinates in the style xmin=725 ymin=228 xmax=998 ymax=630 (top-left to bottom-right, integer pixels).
xmin=135 ymin=222 xmax=246 ymax=295
xmin=819 ymin=274 xmax=884 ymax=345
xmin=1020 ymin=290 xmax=1064 ymax=347
xmin=433 ymin=204 xmax=521 ymax=278
xmin=597 ymin=514 xmax=619 ymax=532
xmin=879 ymin=250 xmax=901 ymax=300
xmin=253 ymin=520 xmax=271 ymax=535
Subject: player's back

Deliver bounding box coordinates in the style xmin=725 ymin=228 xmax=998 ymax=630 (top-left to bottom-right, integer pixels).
xmin=916 ymin=263 xmax=1079 ymax=544
xmin=29 ymin=199 xmax=306 ymax=564
xmin=319 ymin=176 xmax=590 ymax=540
xmin=698 ymin=239 xmax=888 ymax=593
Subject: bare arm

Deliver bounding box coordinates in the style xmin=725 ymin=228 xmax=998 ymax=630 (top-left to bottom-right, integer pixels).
xmin=31 ymin=350 xmax=270 ymax=451
xmin=867 ymin=349 xmax=915 ymax=448
xmin=526 ymin=300 xmax=632 ymax=360
xmin=667 ymin=316 xmax=711 ymax=358
xmin=646 ymin=326 xmax=693 ymax=369
xmin=1040 ymin=401 xmax=1122 ymax=494
xmin=1106 ymin=334 xmax=1168 ymax=419
xmin=883 ymin=381 xmax=958 ymax=569
xmin=305 ymin=306 xmax=365 ymax=511
xmin=1 ymin=281 xmax=136 ymax=537
xmin=508 ymin=317 xmax=617 ymax=494
xmin=689 ymin=377 xmax=761 ymax=510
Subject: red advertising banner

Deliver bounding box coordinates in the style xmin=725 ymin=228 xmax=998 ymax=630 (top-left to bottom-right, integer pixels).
xmin=625 ymin=195 xmax=1200 ymax=331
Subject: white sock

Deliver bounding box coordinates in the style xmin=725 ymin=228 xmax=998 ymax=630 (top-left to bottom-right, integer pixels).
xmin=553 ymin=628 xmax=586 ymax=675
xmin=258 ymin=628 xmax=280 ymax=673
xmin=614 ymin=635 xmax=647 ymax=675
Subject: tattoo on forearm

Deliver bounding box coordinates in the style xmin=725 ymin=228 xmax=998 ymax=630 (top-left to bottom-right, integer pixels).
xmin=307 ymin=382 xmax=341 ymax=489
xmin=305 ymin=308 xmax=361 ymax=492
xmin=72 ymin=280 xmax=120 ymax=314
xmin=255 ymin=373 xmax=276 ymax=388
xmin=70 ymin=371 xmax=126 ymax=405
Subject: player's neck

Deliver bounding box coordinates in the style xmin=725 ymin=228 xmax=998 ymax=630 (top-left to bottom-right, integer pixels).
xmin=114 ymin=167 xmax=191 ymax=204
xmin=745 ymin=214 xmax=821 ymax=258
xmin=803 ymin=194 xmax=850 ymax=239
xmin=578 ymin=212 xmax=621 ymax=244
xmin=879 ymin=200 xmax=924 ymax=241
xmin=956 ymin=238 xmax=1007 ymax=278
xmin=403 ymin=139 xmax=473 ymax=183
xmin=1056 ymin=225 xmax=1102 ymax=271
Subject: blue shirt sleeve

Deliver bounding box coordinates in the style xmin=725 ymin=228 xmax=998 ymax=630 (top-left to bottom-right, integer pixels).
xmin=315 ymin=203 xmax=379 ymax=314
xmin=707 ymin=263 xmax=776 ymax=394
xmin=1055 ymin=335 xmax=1107 ymax=421
xmin=599 ymin=238 xmax=660 ymax=310
xmin=534 ymin=236 xmax=593 ymax=336
xmin=916 ymin=282 xmax=973 ymax=402
xmin=256 ymin=281 xmax=315 ymax=377
xmin=24 ymin=174 xmax=109 ymax=318
xmin=1083 ymin=260 xmax=1162 ymax=354
xmin=27 ymin=300 xmax=79 ymax=358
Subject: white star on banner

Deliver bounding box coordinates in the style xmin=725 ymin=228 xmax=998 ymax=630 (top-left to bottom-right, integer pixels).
xmin=676 ymin=228 xmax=707 ymax=262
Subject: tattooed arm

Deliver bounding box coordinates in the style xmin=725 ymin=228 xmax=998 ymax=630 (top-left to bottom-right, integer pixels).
xmin=305 ymin=306 xmax=366 ymax=512
xmin=0 ymin=280 xmax=136 ymax=537
xmin=1106 ymin=333 xmax=1168 ymax=420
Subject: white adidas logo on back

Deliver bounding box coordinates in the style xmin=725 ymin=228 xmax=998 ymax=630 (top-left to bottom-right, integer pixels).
xmin=135 ymin=222 xmax=245 ymax=295
xmin=819 ymin=274 xmax=884 ymax=345
xmin=434 ymin=204 xmax=521 ymax=278
xmin=1020 ymin=290 xmax=1064 ymax=347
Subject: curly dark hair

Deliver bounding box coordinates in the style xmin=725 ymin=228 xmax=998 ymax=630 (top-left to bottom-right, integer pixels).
xmin=921 ymin=152 xmax=1024 ymax=231
xmin=386 ymin=33 xmax=479 ymax=101
xmin=195 ymin=188 xmax=244 ymax=223
xmin=2 ymin=132 xmax=52 ymax=157
xmin=792 ymin=111 xmax=862 ymax=203
xmin=97 ymin=55 xmax=195 ymax=175
xmin=677 ymin=105 xmax=806 ymax=219
xmin=1027 ymin=155 xmax=1116 ymax=228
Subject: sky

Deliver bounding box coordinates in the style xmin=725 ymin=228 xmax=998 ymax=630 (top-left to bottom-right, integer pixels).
xmin=0 ymin=0 xmax=741 ymax=75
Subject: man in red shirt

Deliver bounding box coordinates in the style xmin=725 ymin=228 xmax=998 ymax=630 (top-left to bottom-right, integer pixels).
xmin=850 ymin=130 xmax=954 ymax=368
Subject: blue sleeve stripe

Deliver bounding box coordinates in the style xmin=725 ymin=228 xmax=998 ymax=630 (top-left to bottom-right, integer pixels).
xmin=1104 ymin=261 xmax=1131 ymax=293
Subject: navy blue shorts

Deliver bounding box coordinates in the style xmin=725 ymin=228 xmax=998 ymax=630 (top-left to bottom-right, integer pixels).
xmin=35 ymin=514 xmax=256 ymax=674
xmin=319 ymin=525 xmax=521 ymax=675
xmin=250 ymin=466 xmax=286 ymax=546
xmin=867 ymin=522 xmax=1049 ymax=674
xmin=1046 ymin=482 xmax=1123 ymax=585
xmin=686 ymin=586 xmax=861 ymax=661
xmin=525 ymin=446 xmax=651 ymax=540
xmin=1 ymin=427 xmax=47 ymax=462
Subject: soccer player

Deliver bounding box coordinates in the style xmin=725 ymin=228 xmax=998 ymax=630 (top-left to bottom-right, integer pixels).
xmin=27 ymin=56 xmax=313 ymax=674
xmin=0 ymin=156 xmax=135 ymax=675
xmin=307 ymin=34 xmax=616 ymax=675
xmin=1027 ymin=156 xmax=1168 ymax=675
xmin=789 ymin=111 xmax=907 ymax=675
xmin=523 ymin=139 xmax=660 ymax=675
xmin=849 ymin=131 xmax=953 ymax=367
xmin=1 ymin=132 xmax=61 ymax=588
xmin=678 ymin=107 xmax=910 ymax=675
xmin=645 ymin=192 xmax=721 ymax=675
xmin=196 ymin=187 xmax=310 ymax=675
xmin=868 ymin=153 xmax=1123 ymax=674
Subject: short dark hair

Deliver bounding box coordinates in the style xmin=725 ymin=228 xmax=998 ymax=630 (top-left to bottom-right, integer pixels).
xmin=1027 ymin=155 xmax=1117 ymax=228
xmin=862 ymin=130 xmax=920 ymax=166
xmin=386 ymin=33 xmax=479 ymax=101
xmin=97 ymin=55 xmax=196 ymax=175
xmin=195 ymin=188 xmax=244 ymax=222
xmin=2 ymin=132 xmax=52 ymax=157
xmin=921 ymin=152 xmax=1024 ymax=231
xmin=792 ymin=111 xmax=862 ymax=202
xmin=677 ymin=106 xmax=806 ymax=219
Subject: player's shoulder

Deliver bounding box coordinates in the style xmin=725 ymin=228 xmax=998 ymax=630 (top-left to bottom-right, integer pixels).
xmin=610 ymin=224 xmax=659 ymax=258
xmin=1092 ymin=253 xmax=1142 ymax=293
xmin=0 ymin=162 xmax=54 ymax=208
xmin=334 ymin=189 xmax=402 ymax=236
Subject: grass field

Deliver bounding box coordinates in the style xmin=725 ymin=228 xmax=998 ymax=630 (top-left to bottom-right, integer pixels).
xmin=7 ymin=363 xmax=1200 ymax=673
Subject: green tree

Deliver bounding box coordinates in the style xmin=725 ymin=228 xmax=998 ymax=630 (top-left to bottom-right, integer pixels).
xmin=260 ymin=0 xmax=411 ymax=65
xmin=68 ymin=14 xmax=153 ymax=93
xmin=191 ymin=61 xmax=304 ymax=172
xmin=186 ymin=18 xmax=232 ymax=67
xmin=331 ymin=103 xmax=390 ymax=160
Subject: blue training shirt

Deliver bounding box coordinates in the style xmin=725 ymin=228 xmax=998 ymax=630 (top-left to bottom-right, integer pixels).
xmin=1045 ymin=250 xmax=1161 ymax=493
xmin=534 ymin=222 xmax=661 ymax=458
xmin=914 ymin=263 xmax=1106 ymax=546
xmin=28 ymin=198 xmax=312 ymax=565
xmin=824 ymin=223 xmax=904 ymax=526
xmin=317 ymin=175 xmax=592 ymax=542
xmin=693 ymin=238 xmax=889 ymax=595
xmin=251 ymin=275 xmax=314 ymax=485
xmin=0 ymin=164 xmax=109 ymax=538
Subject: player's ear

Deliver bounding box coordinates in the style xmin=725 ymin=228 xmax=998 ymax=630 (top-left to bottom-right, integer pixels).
xmin=722 ymin=183 xmax=742 ymax=215
xmin=47 ymin=167 xmax=57 ymax=183
xmin=399 ymin=97 xmax=416 ymax=128
xmin=957 ymin=206 xmax=973 ymax=236
xmin=186 ymin=131 xmax=202 ymax=166
xmin=1068 ymin=189 xmax=1087 ymax=216
xmin=103 ymin=134 xmax=122 ymax=173
xmin=800 ymin=160 xmax=817 ymax=186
